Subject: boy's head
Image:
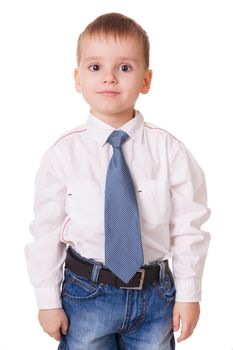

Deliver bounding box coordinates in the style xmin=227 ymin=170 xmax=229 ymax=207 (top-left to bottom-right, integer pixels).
xmin=77 ymin=12 xmax=150 ymax=69
xmin=74 ymin=13 xmax=152 ymax=126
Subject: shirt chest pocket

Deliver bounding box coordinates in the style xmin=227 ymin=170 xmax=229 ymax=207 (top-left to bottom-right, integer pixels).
xmin=136 ymin=180 xmax=170 ymax=224
xmin=65 ymin=181 xmax=103 ymax=226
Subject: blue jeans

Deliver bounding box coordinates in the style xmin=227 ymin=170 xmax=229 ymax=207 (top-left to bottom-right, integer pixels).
xmin=58 ymin=250 xmax=176 ymax=350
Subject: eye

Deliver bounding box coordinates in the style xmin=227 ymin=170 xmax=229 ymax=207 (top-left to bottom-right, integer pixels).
xmin=89 ymin=64 xmax=100 ymax=71
xmin=119 ymin=64 xmax=132 ymax=72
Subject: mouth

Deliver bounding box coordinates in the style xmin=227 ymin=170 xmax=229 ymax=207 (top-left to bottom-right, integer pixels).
xmin=97 ymin=91 xmax=120 ymax=96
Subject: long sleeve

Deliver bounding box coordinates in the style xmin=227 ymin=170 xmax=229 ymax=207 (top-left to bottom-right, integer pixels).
xmin=25 ymin=147 xmax=67 ymax=309
xmin=169 ymin=140 xmax=211 ymax=302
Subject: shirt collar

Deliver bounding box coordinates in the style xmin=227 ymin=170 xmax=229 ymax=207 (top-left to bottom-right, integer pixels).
xmin=86 ymin=110 xmax=144 ymax=146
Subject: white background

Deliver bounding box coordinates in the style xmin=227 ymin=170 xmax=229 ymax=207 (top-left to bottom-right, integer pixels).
xmin=0 ymin=0 xmax=232 ymax=349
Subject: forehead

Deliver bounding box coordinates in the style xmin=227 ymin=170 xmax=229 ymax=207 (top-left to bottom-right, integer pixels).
xmin=79 ymin=34 xmax=144 ymax=62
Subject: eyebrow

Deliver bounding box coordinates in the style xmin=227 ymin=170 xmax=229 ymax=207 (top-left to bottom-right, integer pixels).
xmin=83 ymin=56 xmax=139 ymax=64
xmin=83 ymin=57 xmax=102 ymax=63
xmin=121 ymin=57 xmax=139 ymax=63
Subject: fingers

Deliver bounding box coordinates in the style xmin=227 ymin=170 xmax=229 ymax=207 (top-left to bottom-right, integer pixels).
xmin=61 ymin=317 xmax=69 ymax=336
xmin=38 ymin=308 xmax=69 ymax=342
xmin=177 ymin=322 xmax=194 ymax=342
xmin=43 ymin=320 xmax=68 ymax=341
xmin=177 ymin=316 xmax=199 ymax=342
xmin=172 ymin=310 xmax=180 ymax=332
xmin=40 ymin=323 xmax=62 ymax=341
xmin=173 ymin=302 xmax=200 ymax=343
xmin=49 ymin=330 xmax=62 ymax=342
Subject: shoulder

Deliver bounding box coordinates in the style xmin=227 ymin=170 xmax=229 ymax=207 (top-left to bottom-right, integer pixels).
xmin=41 ymin=123 xmax=88 ymax=163
xmin=144 ymin=121 xmax=180 ymax=143
xmin=142 ymin=119 xmax=203 ymax=173
xmin=52 ymin=124 xmax=88 ymax=146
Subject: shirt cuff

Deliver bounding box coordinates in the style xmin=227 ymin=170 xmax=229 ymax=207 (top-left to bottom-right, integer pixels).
xmin=34 ymin=287 xmax=62 ymax=309
xmin=174 ymin=278 xmax=202 ymax=302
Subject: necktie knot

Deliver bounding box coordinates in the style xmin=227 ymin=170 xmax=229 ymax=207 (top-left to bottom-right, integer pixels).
xmin=107 ymin=130 xmax=129 ymax=148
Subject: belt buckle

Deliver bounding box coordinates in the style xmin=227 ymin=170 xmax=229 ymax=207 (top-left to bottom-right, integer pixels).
xmin=120 ymin=269 xmax=145 ymax=290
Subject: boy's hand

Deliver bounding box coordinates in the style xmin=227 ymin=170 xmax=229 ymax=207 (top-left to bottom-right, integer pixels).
xmin=38 ymin=308 xmax=68 ymax=341
xmin=173 ymin=302 xmax=200 ymax=342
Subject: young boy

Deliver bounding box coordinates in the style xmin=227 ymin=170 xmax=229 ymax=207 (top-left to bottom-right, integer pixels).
xmin=25 ymin=13 xmax=211 ymax=350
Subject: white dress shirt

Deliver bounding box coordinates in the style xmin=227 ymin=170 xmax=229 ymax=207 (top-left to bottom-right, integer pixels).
xmin=25 ymin=110 xmax=211 ymax=309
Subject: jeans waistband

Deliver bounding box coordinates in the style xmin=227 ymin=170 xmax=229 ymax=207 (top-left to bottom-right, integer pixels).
xmin=66 ymin=246 xmax=170 ymax=287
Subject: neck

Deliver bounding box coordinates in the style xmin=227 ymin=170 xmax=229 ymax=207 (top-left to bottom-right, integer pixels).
xmin=91 ymin=109 xmax=135 ymax=128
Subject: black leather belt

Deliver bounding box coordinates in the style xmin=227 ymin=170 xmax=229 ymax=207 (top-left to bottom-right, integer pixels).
xmin=65 ymin=247 xmax=169 ymax=290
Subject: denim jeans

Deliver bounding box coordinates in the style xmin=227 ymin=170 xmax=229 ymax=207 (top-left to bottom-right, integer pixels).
xmin=58 ymin=249 xmax=176 ymax=350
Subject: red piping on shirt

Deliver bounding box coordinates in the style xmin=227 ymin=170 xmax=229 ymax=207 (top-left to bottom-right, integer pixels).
xmin=61 ymin=217 xmax=71 ymax=243
xmin=144 ymin=124 xmax=178 ymax=141
xmin=54 ymin=129 xmax=87 ymax=145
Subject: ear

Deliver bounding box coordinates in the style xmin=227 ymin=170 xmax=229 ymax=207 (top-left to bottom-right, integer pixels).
xmin=74 ymin=67 xmax=82 ymax=93
xmin=140 ymin=69 xmax=153 ymax=94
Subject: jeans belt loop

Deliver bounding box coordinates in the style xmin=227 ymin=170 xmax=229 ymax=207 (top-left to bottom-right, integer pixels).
xmin=91 ymin=263 xmax=103 ymax=283
xmin=157 ymin=260 xmax=166 ymax=281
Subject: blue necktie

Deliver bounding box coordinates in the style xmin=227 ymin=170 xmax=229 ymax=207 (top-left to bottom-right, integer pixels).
xmin=104 ymin=130 xmax=144 ymax=283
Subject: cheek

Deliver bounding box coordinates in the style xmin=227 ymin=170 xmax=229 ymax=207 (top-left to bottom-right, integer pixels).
xmin=125 ymin=74 xmax=144 ymax=88
xmin=81 ymin=89 xmax=93 ymax=104
xmin=79 ymin=78 xmax=96 ymax=96
xmin=80 ymin=82 xmax=99 ymax=105
xmin=124 ymin=80 xmax=144 ymax=97
xmin=79 ymin=71 xmax=96 ymax=86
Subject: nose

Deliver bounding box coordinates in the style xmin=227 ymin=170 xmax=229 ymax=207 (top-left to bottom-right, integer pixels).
xmin=103 ymin=69 xmax=118 ymax=84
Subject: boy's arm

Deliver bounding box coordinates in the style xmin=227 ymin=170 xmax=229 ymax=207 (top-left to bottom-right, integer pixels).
xmin=25 ymin=146 xmax=67 ymax=310
xmin=168 ymin=140 xmax=211 ymax=340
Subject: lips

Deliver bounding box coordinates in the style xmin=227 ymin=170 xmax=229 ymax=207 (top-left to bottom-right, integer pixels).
xmin=97 ymin=91 xmax=120 ymax=96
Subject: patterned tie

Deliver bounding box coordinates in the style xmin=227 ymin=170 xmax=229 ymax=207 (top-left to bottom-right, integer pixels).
xmin=104 ymin=130 xmax=144 ymax=283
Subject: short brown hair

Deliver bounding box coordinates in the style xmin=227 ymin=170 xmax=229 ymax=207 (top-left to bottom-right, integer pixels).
xmin=76 ymin=13 xmax=150 ymax=69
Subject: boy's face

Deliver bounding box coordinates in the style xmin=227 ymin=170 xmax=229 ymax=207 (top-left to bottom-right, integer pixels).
xmin=74 ymin=34 xmax=152 ymax=124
